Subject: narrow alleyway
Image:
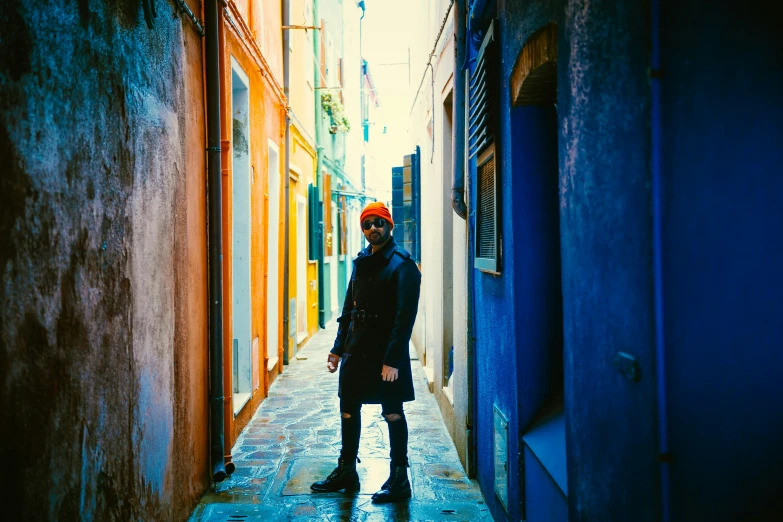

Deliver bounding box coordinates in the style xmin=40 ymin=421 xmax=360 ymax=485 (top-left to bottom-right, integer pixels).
xmin=189 ymin=322 xmax=492 ymax=521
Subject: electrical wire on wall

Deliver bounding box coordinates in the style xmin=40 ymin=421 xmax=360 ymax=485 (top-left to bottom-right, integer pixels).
xmin=408 ymin=1 xmax=455 ymax=163
xmin=430 ymin=62 xmax=435 ymax=163
xmin=288 ymin=107 xmax=317 ymax=148
xmin=410 ymin=0 xmax=454 ymax=116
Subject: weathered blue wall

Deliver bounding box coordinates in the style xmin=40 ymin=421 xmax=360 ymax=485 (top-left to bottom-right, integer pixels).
xmin=469 ymin=2 xmax=523 ymax=507
xmin=509 ymin=106 xmax=562 ymax=432
xmin=469 ymin=2 xmax=564 ymax=520
xmin=470 ymin=0 xmax=783 ymax=520
xmin=559 ymin=2 xmax=660 ymax=520
xmin=660 ymin=3 xmax=783 ymax=520
xmin=524 ymin=447 xmax=568 ymax=522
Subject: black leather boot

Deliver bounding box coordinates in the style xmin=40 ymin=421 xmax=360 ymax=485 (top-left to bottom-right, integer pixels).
xmin=310 ymin=458 xmax=360 ymax=493
xmin=371 ymin=464 xmax=411 ymax=503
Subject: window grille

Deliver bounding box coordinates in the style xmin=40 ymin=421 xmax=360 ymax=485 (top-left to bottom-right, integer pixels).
xmin=477 ymin=148 xmax=496 ymax=260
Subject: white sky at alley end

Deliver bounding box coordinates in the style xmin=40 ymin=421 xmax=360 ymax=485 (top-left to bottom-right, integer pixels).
xmin=359 ymin=0 xmax=421 ymax=201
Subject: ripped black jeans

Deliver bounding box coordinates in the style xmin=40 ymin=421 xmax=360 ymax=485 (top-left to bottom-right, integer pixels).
xmin=339 ymin=398 xmax=409 ymax=467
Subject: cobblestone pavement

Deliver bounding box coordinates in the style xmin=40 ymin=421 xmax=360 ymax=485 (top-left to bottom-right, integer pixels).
xmin=189 ymin=322 xmax=492 ymax=522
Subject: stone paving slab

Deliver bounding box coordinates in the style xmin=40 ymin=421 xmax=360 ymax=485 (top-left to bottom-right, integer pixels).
xmin=277 ymin=457 xmax=397 ymax=496
xmin=189 ymin=322 xmax=492 ymax=521
xmin=191 ymin=503 xmax=284 ymax=521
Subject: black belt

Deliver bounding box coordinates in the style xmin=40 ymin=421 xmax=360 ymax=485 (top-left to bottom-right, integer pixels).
xmin=351 ymin=309 xmax=379 ymax=322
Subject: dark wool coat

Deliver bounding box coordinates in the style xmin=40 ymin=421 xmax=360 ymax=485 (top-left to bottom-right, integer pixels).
xmin=330 ymin=237 xmax=421 ymax=403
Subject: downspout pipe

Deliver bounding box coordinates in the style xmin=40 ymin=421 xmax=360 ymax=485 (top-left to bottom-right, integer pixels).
xmin=465 ymin=64 xmax=477 ymax=478
xmin=316 ymin=145 xmax=326 ymax=329
xmin=205 ymin=0 xmax=227 ymax=483
xmin=217 ymin=0 xmax=235 ymax=474
xmin=651 ymin=0 xmax=671 ymax=519
xmin=454 ymin=0 xmax=475 ymax=476
xmin=314 ymin=0 xmax=326 ymax=329
xmin=282 ymin=0 xmax=291 ymax=365
xmin=451 ymin=0 xmax=468 ymax=219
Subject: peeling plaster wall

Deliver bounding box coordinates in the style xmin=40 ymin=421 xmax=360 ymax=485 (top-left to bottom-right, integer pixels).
xmin=0 ymin=1 xmax=209 ymax=519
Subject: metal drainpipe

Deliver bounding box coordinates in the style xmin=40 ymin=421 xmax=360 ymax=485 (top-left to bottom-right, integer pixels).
xmin=465 ymin=74 xmax=478 ymax=479
xmin=651 ymin=0 xmax=671 ymax=519
xmin=314 ymin=0 xmax=326 ymax=329
xmin=455 ymin=0 xmax=476 ymax=477
xmin=205 ymin=0 xmax=227 ymax=483
xmin=217 ymin=0 xmax=235 ymax=475
xmin=467 ymin=50 xmax=478 ymax=481
xmin=282 ymin=0 xmax=291 ymax=365
xmin=451 ymin=0 xmax=468 ymax=220
xmin=316 ymin=145 xmax=326 ymax=329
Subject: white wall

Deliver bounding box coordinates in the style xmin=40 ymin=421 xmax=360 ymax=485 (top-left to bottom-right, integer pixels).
xmin=296 ymin=194 xmax=308 ymax=343
xmin=267 ymin=140 xmax=281 ymax=370
xmin=406 ymin=0 xmax=470 ymax=468
xmin=342 ymin=1 xmax=364 ymax=190
xmin=330 ymin=200 xmax=339 ymax=315
xmin=231 ymin=60 xmax=253 ymax=413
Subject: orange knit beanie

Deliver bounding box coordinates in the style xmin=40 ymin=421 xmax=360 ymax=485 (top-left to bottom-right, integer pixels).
xmin=360 ymin=201 xmax=394 ymax=228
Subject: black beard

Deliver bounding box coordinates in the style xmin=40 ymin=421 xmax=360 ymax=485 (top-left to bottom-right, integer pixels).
xmin=367 ymin=230 xmax=390 ymax=246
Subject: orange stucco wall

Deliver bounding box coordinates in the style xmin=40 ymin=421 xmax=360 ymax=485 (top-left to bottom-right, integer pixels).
xmin=218 ymin=2 xmax=286 ymax=453
xmin=175 ymin=0 xmax=210 ymax=513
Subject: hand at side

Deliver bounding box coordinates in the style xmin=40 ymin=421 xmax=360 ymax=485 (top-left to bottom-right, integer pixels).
xmin=381 ymin=365 xmax=398 ymax=382
xmin=327 ymin=353 xmax=340 ymax=373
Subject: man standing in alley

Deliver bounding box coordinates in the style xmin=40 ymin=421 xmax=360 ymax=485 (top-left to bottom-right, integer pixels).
xmin=310 ymin=201 xmax=421 ymax=503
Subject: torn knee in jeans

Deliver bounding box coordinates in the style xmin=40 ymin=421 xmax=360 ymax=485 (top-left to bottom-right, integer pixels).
xmin=384 ymin=413 xmax=402 ymax=422
xmin=341 ymin=412 xmax=352 ymax=419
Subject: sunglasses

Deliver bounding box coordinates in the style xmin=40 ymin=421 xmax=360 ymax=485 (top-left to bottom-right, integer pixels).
xmin=361 ymin=218 xmax=388 ymax=230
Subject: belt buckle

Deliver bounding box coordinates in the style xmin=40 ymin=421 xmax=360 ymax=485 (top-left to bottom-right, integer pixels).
xmin=357 ymin=310 xmax=366 ymax=322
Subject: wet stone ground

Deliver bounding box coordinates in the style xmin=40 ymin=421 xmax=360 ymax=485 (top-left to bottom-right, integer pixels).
xmin=189 ymin=322 xmax=492 ymax=521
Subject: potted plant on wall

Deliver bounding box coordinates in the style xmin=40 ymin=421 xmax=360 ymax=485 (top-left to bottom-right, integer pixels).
xmin=321 ymin=92 xmax=351 ymax=134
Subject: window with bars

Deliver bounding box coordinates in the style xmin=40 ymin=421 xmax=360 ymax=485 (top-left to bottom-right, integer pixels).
xmin=476 ymin=145 xmax=497 ymax=267
xmin=470 ymin=21 xmax=500 ymax=273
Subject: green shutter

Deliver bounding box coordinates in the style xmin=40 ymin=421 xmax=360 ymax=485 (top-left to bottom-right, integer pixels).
xmin=412 ymin=146 xmax=421 ymax=263
xmin=396 ymin=148 xmax=422 ymax=263
xmin=392 ymin=166 xmax=404 ymax=241
xmin=402 ymin=153 xmax=414 ymax=256
xmin=308 ymin=184 xmax=319 ymax=261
